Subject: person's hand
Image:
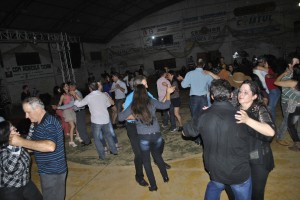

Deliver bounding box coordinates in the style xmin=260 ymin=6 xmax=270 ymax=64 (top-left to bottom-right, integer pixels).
xmin=115 ymin=84 xmax=120 ymax=89
xmin=235 ymin=110 xmax=250 ymax=124
xmin=69 ymin=91 xmax=76 ymax=96
xmin=10 ymin=127 xmax=20 ymax=136
xmin=177 ymin=75 xmax=184 ymax=81
xmin=9 ymin=134 xmax=23 ymax=146
xmin=126 ymin=114 xmax=135 ymax=120
xmin=167 ymin=86 xmax=176 ymax=94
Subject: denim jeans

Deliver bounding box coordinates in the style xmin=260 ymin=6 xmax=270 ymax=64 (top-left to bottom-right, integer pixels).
xmin=126 ymin=122 xmax=144 ymax=180
xmin=100 ymin=121 xmax=118 ymax=146
xmin=162 ymin=110 xmax=169 ymax=127
xmin=204 ymin=176 xmax=252 ymax=200
xmin=267 ymin=88 xmax=281 ymax=123
xmin=91 ymin=122 xmax=117 ymax=159
xmin=190 ymin=95 xmax=208 ymax=118
xmin=139 ymin=133 xmax=168 ymax=187
xmin=169 ymin=103 xmax=176 ymax=129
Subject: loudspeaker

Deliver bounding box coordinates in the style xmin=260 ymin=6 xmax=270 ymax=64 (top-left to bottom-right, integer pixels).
xmin=69 ymin=43 xmax=81 ymax=68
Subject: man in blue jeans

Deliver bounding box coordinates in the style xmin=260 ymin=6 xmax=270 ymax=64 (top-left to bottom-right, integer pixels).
xmin=178 ymin=58 xmax=219 ymax=144
xmin=183 ymin=79 xmax=252 ymax=200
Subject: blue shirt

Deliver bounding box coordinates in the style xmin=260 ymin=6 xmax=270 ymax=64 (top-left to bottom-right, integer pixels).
xmin=32 ymin=113 xmax=67 ymax=174
xmin=181 ymin=68 xmax=213 ymax=96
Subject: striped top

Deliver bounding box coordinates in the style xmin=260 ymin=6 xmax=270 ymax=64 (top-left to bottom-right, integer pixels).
xmin=32 ymin=113 xmax=67 ymax=174
xmin=281 ymin=73 xmax=300 ymax=104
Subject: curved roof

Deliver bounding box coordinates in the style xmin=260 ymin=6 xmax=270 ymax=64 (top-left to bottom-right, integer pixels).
xmin=0 ymin=0 xmax=183 ymax=43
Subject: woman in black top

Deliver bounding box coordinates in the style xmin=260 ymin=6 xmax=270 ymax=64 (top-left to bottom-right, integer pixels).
xmin=235 ymin=80 xmax=275 ymax=200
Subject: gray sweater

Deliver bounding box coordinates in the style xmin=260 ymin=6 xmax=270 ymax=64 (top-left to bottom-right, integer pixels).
xmin=119 ymin=99 xmax=171 ymax=135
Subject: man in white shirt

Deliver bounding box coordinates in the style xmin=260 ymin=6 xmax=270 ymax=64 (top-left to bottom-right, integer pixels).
xmin=110 ymin=73 xmax=127 ymax=127
xmin=72 ymin=82 xmax=118 ymax=160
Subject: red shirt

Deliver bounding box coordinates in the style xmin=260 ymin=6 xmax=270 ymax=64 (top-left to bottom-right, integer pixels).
xmin=265 ymin=68 xmax=278 ymax=90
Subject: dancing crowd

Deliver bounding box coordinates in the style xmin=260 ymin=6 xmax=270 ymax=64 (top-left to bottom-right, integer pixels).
xmin=1 ymin=53 xmax=300 ymax=200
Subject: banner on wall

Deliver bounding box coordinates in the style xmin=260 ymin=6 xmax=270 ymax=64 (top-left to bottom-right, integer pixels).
xmin=4 ymin=64 xmax=53 ymax=82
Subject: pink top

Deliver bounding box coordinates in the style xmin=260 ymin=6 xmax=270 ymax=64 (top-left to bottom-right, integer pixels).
xmin=156 ymin=77 xmax=171 ymax=101
xmin=63 ymin=94 xmax=73 ymax=110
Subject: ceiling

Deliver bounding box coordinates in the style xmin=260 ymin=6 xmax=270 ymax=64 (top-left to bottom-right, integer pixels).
xmin=0 ymin=0 xmax=184 ymax=43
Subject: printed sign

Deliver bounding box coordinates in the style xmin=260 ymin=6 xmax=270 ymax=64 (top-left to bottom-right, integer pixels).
xmin=4 ymin=64 xmax=53 ymax=82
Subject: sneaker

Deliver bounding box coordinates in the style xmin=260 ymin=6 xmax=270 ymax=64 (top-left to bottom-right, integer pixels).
xmin=169 ymin=128 xmax=177 ymax=132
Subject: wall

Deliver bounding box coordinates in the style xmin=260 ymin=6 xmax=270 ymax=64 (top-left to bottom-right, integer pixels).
xmin=107 ymin=0 xmax=300 ymax=73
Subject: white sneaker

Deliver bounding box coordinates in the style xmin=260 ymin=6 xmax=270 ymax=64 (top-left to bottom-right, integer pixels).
xmin=75 ymin=137 xmax=83 ymax=143
xmin=69 ymin=141 xmax=77 ymax=147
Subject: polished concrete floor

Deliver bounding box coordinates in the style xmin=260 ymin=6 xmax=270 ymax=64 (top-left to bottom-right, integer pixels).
xmin=28 ymin=92 xmax=300 ymax=200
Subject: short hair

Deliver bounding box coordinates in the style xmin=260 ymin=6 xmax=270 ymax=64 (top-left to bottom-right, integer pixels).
xmin=22 ymin=97 xmax=45 ymax=110
xmin=88 ymin=81 xmax=98 ymax=91
xmin=210 ymin=79 xmax=232 ymax=102
xmin=133 ymin=75 xmax=146 ymax=88
xmin=111 ymin=72 xmax=120 ymax=78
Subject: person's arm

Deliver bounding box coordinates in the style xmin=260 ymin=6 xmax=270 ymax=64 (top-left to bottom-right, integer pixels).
xmin=204 ymin=70 xmax=220 ymax=79
xmin=274 ymin=70 xmax=296 ymax=88
xmin=235 ymin=109 xmax=275 ymax=137
xmin=104 ymin=92 xmax=114 ymax=105
xmin=57 ymin=98 xmax=74 ymax=110
xmin=109 ymin=82 xmax=117 ymax=92
xmin=74 ymin=95 xmax=89 ymax=107
xmin=117 ymin=82 xmax=127 ymax=93
xmin=161 ymin=86 xmax=175 ymax=102
xmin=180 ymin=73 xmax=190 ymax=88
xmin=118 ymin=106 xmax=132 ymax=121
xmin=256 ymin=66 xmax=268 ymax=72
xmin=9 ymin=135 xmax=56 ymax=152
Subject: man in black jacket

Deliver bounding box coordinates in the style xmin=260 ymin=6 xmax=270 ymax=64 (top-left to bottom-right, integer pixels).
xmin=183 ymin=79 xmax=252 ymax=200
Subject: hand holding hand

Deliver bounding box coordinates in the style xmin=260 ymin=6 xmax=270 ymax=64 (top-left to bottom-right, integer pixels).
xmin=9 ymin=134 xmax=23 ymax=147
xmin=235 ymin=110 xmax=250 ymax=124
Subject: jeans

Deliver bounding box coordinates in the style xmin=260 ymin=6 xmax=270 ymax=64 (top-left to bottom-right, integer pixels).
xmin=139 ymin=132 xmax=168 ymax=187
xmin=101 ymin=121 xmax=119 ymax=146
xmin=91 ymin=122 xmax=118 ymax=159
xmin=277 ymin=102 xmax=288 ymax=140
xmin=189 ymin=95 xmax=207 ymax=144
xmin=169 ymin=103 xmax=176 ymax=129
xmin=189 ymin=95 xmax=208 ymax=117
xmin=40 ymin=173 xmax=67 ymax=200
xmin=204 ymin=176 xmax=252 ymax=200
xmin=162 ymin=110 xmax=169 ymax=127
xmin=76 ymin=109 xmax=91 ymax=144
xmin=287 ymin=106 xmax=300 ymax=142
xmin=126 ymin=122 xmax=144 ymax=180
xmin=267 ymin=88 xmax=281 ymax=123
xmin=0 ymin=180 xmax=43 ymax=200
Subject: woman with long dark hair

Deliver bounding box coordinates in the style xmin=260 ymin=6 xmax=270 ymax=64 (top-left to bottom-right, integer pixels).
xmin=235 ymin=80 xmax=275 ymax=200
xmin=119 ymin=84 xmax=174 ymax=192
xmin=274 ymin=64 xmax=300 ymax=151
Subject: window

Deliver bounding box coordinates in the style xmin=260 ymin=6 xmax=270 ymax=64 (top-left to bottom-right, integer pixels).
xmin=152 ymin=35 xmax=173 ymax=46
xmin=15 ymin=52 xmax=41 ymax=66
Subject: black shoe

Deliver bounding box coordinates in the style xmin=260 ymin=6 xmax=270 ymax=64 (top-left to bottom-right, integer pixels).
xmin=136 ymin=178 xmax=149 ymax=187
xmin=164 ymin=162 xmax=171 ymax=169
xmin=163 ymin=177 xmax=169 ymax=183
xmin=81 ymin=141 xmax=92 ymax=147
xmin=177 ymin=127 xmax=183 ymax=132
xmin=148 ymin=185 xmax=158 ymax=191
xmin=110 ymin=151 xmax=118 ymax=155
